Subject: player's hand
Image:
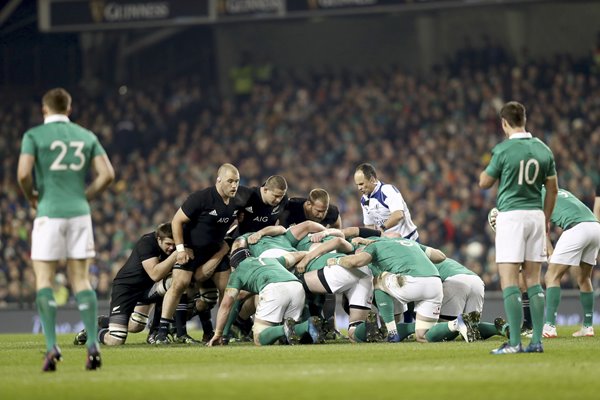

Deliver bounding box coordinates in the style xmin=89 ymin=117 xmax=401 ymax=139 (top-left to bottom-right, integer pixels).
xmin=28 ymin=193 xmax=39 ymax=211
xmin=326 ymin=257 xmax=338 ymax=267
xmin=487 ymin=207 xmax=498 ymax=232
xmin=248 ymin=233 xmax=262 ymax=245
xmin=207 ymin=334 xmax=223 ymax=347
xmin=296 ymin=259 xmax=308 ymax=274
xmin=177 ymin=250 xmax=190 ymax=265
xmin=310 ymin=232 xmax=326 ymax=243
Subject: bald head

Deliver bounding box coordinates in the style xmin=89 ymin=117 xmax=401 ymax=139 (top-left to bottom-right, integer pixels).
xmin=217 ymin=163 xmax=239 ymax=179
xmin=216 ymin=163 xmax=240 ymax=200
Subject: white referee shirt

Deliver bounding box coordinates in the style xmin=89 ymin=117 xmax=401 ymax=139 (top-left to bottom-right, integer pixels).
xmin=360 ymin=181 xmax=418 ymax=240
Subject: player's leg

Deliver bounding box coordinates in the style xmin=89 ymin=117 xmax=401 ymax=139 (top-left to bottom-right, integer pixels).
xmin=156 ymin=267 xmax=193 ymax=343
xmin=67 ymin=258 xmax=102 ymax=369
xmin=192 ymin=281 xmax=220 ymax=343
xmin=129 ymin=303 xmax=151 ymax=333
xmin=543 ymin=263 xmax=568 ymax=337
xmin=33 ymin=261 xmax=60 ymax=354
xmin=573 ymin=262 xmax=595 ymax=337
xmin=31 ymin=217 xmax=67 ymax=371
xmin=253 ymin=283 xmax=297 ymax=345
xmin=572 ymin=224 xmax=599 ymax=336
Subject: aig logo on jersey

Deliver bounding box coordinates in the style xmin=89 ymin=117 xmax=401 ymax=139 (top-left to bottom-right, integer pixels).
xmin=254 ymin=216 xmax=269 ymax=223
xmin=217 ymin=218 xmax=230 ymax=224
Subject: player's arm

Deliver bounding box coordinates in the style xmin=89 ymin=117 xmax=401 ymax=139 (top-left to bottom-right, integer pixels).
xmin=194 ymin=241 xmax=230 ymax=282
xmin=594 ymin=195 xmax=600 ymax=222
xmin=342 ymin=227 xmax=381 ymax=239
xmin=172 ymin=208 xmax=193 ymax=264
xmin=479 ymin=171 xmax=496 ymax=189
xmin=543 ymin=176 xmax=558 ymax=231
xmin=280 ymin=251 xmax=308 ymax=269
xmin=296 ymin=237 xmax=353 ymax=273
xmin=16 ymin=153 xmax=37 ymax=209
xmin=380 ymin=186 xmax=406 ymax=231
xmin=208 ymin=288 xmax=239 ymax=346
xmin=86 ymin=154 xmax=115 ymax=200
xmin=142 ymin=251 xmax=179 ymax=282
xmin=247 ymin=225 xmax=286 ymax=244
xmin=380 ymin=210 xmax=404 ymax=231
xmin=333 ymin=251 xmax=373 ymax=269
xmin=310 ymin=228 xmax=344 ymax=243
xmin=423 ymin=246 xmax=446 ymax=263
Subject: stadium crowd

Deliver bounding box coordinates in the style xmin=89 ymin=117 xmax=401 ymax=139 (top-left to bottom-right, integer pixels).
xmin=1 ymin=48 xmax=600 ymax=307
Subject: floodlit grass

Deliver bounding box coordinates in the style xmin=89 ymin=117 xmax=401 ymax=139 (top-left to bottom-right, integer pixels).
xmin=0 ymin=326 xmax=597 ymax=400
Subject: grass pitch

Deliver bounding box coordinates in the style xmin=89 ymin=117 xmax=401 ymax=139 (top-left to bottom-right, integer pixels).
xmin=0 ymin=326 xmax=597 ymax=400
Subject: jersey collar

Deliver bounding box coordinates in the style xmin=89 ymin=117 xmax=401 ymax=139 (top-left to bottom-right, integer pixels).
xmin=44 ymin=114 xmax=70 ymax=124
xmin=508 ymin=132 xmax=532 ymax=139
xmin=369 ymin=181 xmax=382 ymax=197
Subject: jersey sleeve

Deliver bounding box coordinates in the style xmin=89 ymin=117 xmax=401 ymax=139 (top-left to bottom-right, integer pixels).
xmin=226 ymin=271 xmax=241 ymax=290
xmin=181 ymin=191 xmax=203 ymax=219
xmin=20 ymin=131 xmax=36 ymax=155
xmin=485 ymin=147 xmax=502 ymax=179
xmin=90 ymin=133 xmax=107 ymax=158
xmin=137 ymin=236 xmax=159 ymax=262
xmin=363 ymin=243 xmax=378 ymax=260
xmin=234 ymin=186 xmax=253 ymax=207
xmin=381 ymin=184 xmax=405 ymax=212
xmin=546 ymin=153 xmax=557 ymax=178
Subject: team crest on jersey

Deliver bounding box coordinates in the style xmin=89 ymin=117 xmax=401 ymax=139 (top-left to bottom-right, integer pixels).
xmin=272 ymin=205 xmax=280 ymax=213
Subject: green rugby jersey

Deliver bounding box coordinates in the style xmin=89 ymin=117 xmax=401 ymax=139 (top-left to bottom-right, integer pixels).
xmin=305 ymin=252 xmax=346 ymax=273
xmin=485 ymin=133 xmax=556 ymax=211
xmin=227 ymin=256 xmax=299 ymax=294
xmin=295 ymin=234 xmax=337 ymax=252
xmin=542 ymin=187 xmax=598 ymax=229
xmin=363 ymin=237 xmax=439 ymax=278
xmin=20 ymin=117 xmax=107 ymax=218
xmin=241 ymin=230 xmax=298 ymax=257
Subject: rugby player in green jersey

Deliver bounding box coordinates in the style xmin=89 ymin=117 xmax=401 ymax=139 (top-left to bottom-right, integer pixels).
xmin=207 ymin=249 xmax=321 ymax=346
xmin=542 ymin=187 xmax=600 ymax=338
xmin=480 ymin=101 xmax=558 ymax=354
xmin=17 ymin=88 xmax=115 ymax=371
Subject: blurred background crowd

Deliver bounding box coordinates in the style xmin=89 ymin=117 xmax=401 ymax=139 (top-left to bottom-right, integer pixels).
xmin=1 ymin=1 xmax=600 ymax=307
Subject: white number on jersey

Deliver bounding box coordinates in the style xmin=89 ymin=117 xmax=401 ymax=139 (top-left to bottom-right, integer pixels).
xmin=49 ymin=140 xmax=86 ymax=171
xmin=517 ymin=159 xmax=540 ymax=185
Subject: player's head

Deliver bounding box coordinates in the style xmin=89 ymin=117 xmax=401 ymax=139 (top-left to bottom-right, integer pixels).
xmin=155 ymin=223 xmax=175 ymax=254
xmin=500 ymin=101 xmax=526 ymax=134
xmin=216 ymin=163 xmax=240 ymax=199
xmin=42 ymin=88 xmax=72 ymax=116
xmin=230 ymin=248 xmax=251 ymax=269
xmin=354 ymin=163 xmax=378 ymax=196
xmin=305 ymin=188 xmax=330 ymax=222
xmin=262 ymin=175 xmax=287 ymax=206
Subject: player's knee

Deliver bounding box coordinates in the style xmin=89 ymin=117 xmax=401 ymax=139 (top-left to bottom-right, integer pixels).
xmin=128 ymin=311 xmax=148 ymax=333
xmin=252 ymin=321 xmax=271 ymax=346
xmin=103 ymin=324 xmax=128 ymax=346
xmin=195 ymin=287 xmax=219 ymax=312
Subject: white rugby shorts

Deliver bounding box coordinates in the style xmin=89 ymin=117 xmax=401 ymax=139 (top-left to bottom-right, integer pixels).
xmin=322 ymin=264 xmax=373 ymax=308
xmin=255 ymin=281 xmax=305 ymax=323
xmin=31 ymin=215 xmax=95 ymax=261
xmin=380 ymin=273 xmax=442 ymax=320
xmin=495 ymin=210 xmax=546 ymax=263
xmin=550 ymin=222 xmax=600 ymax=266
xmin=441 ymin=274 xmax=485 ymax=316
